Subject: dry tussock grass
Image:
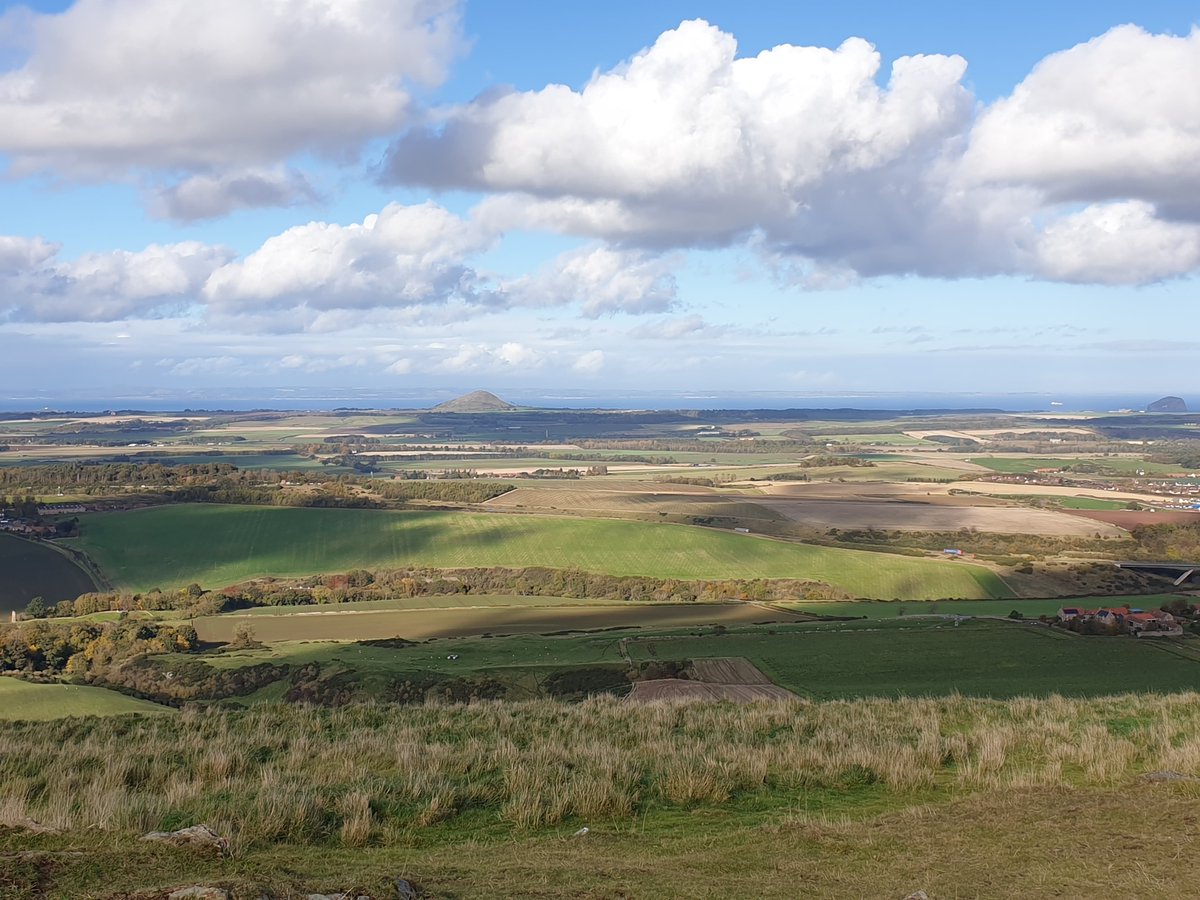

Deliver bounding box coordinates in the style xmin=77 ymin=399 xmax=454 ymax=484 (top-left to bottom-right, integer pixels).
xmin=2 ymin=693 xmax=1199 ymax=848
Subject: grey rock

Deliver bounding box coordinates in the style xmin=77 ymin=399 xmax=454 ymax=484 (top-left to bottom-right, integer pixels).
xmin=1141 ymin=770 xmax=1199 ymax=783
xmin=140 ymin=824 xmax=230 ymax=856
xmin=395 ymin=878 xmax=419 ymax=899
xmin=168 ymin=888 xmax=230 ymax=900
xmin=903 ymin=893 xmax=930 ymax=900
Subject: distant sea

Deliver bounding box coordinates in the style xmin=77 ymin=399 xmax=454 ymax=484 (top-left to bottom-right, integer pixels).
xmin=0 ymin=388 xmax=1183 ymax=414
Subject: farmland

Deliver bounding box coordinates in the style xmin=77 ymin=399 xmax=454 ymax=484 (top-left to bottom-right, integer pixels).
xmin=73 ymin=503 xmax=1011 ymax=599
xmin=0 ymin=678 xmax=172 ymax=720
xmin=627 ymin=618 xmax=1200 ymax=698
xmin=191 ymin=598 xmax=804 ymax=643
xmin=175 ymin=606 xmax=1200 ymax=704
xmin=0 ymin=533 xmax=97 ymax=616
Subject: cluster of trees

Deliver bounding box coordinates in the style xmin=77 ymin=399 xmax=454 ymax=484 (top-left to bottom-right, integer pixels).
xmin=0 ymin=617 xmax=198 ymax=675
xmin=1 ymin=494 xmax=41 ymax=518
xmin=572 ymin=439 xmax=817 ymax=454
xmin=1148 ymin=445 xmax=1200 ymax=470
xmin=1130 ymin=521 xmax=1200 ymax=561
xmin=21 ymin=583 xmax=212 ymax=619
xmin=215 ymin=566 xmax=852 ymax=608
xmin=373 ymin=481 xmax=513 ymax=503
xmin=0 ymin=462 xmax=239 ymax=495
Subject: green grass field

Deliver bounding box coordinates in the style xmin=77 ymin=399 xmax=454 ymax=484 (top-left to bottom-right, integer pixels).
xmin=0 ymin=533 xmax=97 ymax=615
xmin=627 ymin=619 xmax=1200 ymax=698
xmin=969 ymin=456 xmax=1187 ymax=476
xmin=782 ymin=594 xmax=1191 ymax=619
xmin=1057 ymin=496 xmax=1133 ymax=510
xmin=0 ymin=678 xmax=173 ymax=720
xmin=197 ymin=614 xmax=1200 ymax=702
xmin=74 ymin=504 xmax=1012 ymax=599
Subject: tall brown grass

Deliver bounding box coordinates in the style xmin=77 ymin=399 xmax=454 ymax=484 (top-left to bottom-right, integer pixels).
xmin=2 ymin=694 xmax=1199 ymax=850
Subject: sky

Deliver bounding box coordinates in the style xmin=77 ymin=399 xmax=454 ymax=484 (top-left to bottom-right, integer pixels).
xmin=0 ymin=0 xmax=1198 ymax=405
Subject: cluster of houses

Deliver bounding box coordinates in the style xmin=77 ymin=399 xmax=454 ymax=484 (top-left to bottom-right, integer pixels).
xmin=1057 ymin=605 xmax=1183 ymax=636
xmin=0 ymin=517 xmax=54 ymax=536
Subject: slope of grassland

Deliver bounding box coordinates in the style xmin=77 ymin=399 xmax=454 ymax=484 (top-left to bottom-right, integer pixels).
xmin=74 ymin=504 xmax=1011 ymax=599
xmin=6 ymin=696 xmax=1200 ymax=897
xmin=0 ymin=678 xmax=173 ymax=721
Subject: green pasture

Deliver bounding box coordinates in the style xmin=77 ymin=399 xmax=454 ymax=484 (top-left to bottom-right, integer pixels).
xmin=1056 ymin=496 xmax=1132 ymax=510
xmin=969 ymin=456 xmax=1185 ymax=476
xmin=73 ymin=504 xmax=1012 ymax=600
xmin=626 ymin=619 xmax=1200 ymax=699
xmin=780 ymin=594 xmax=1189 ymax=619
xmin=0 ymin=678 xmax=173 ymax=721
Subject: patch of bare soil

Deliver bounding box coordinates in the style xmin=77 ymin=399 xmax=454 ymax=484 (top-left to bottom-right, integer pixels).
xmin=1063 ymin=509 xmax=1200 ymax=529
xmin=755 ymin=497 xmax=1124 ymax=536
xmin=689 ymin=656 xmax=774 ymax=684
xmin=628 ymin=656 xmax=798 ymax=703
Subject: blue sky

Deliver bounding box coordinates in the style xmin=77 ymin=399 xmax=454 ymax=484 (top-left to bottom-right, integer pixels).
xmin=0 ymin=0 xmax=1197 ymax=402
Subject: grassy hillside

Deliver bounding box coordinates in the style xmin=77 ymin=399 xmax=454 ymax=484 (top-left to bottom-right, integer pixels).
xmin=74 ymin=504 xmax=1011 ymax=599
xmin=6 ymin=696 xmax=1200 ymax=897
xmin=0 ymin=678 xmax=173 ymax=721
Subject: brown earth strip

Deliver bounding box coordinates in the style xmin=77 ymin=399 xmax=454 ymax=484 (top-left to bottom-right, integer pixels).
xmin=1063 ymin=509 xmax=1200 ymax=529
xmin=629 ymin=655 xmax=799 ymax=702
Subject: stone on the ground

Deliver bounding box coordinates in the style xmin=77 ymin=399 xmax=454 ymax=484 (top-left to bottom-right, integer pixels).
xmin=139 ymin=824 xmax=230 ymax=855
xmin=168 ymin=888 xmax=230 ymax=900
xmin=1141 ymin=770 xmax=1199 ymax=783
xmin=395 ymin=877 xmax=419 ymax=899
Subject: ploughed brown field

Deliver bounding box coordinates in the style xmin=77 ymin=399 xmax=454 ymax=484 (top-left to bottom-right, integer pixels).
xmin=487 ymin=483 xmax=1125 ymax=536
xmin=627 ymin=656 xmax=799 ymax=703
xmin=755 ymin=497 xmax=1122 ymax=536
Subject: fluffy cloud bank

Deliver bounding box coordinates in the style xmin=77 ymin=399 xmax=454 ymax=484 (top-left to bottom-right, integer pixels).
xmin=0 ymin=204 xmax=680 ymax=325
xmin=385 ymin=19 xmax=1200 ymax=285
xmin=0 ymin=237 xmax=231 ymax=322
xmin=0 ymin=0 xmax=462 ymax=212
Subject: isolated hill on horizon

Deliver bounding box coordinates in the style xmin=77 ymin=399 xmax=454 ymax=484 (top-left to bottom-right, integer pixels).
xmin=431 ymin=390 xmax=518 ymax=412
xmin=1147 ymin=396 xmax=1188 ymax=413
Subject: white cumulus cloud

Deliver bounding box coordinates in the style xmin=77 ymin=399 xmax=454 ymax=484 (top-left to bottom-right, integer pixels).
xmin=0 ymin=238 xmax=232 ymax=322
xmin=503 ymin=246 xmax=679 ymax=317
xmin=0 ymin=0 xmax=463 ymax=211
xmin=1035 ymin=201 xmax=1200 ymax=284
xmin=963 ymin=25 xmax=1200 ymax=216
xmin=202 ymin=201 xmax=492 ymax=312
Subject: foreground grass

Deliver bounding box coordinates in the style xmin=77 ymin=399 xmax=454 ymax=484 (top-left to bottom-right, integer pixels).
xmin=74 ymin=503 xmax=1009 ymax=599
xmin=0 ymin=677 xmax=172 ymax=720
xmin=5 ymin=695 xmax=1200 ymax=897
